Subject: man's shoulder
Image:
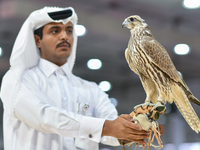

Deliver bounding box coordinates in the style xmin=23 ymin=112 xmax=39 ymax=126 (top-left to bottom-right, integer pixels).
xmin=24 ymin=66 xmax=39 ymax=74
xmin=22 ymin=66 xmax=42 ymax=80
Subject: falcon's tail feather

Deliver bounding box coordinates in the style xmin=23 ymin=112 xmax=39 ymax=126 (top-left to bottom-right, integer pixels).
xmin=188 ymin=95 xmax=200 ymax=107
xmin=171 ymin=84 xmax=200 ymax=133
xmin=180 ymin=79 xmax=200 ymax=106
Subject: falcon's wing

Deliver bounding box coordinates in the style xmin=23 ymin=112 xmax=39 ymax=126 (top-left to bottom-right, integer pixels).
xmin=141 ymin=36 xmax=181 ymax=83
xmin=125 ymin=48 xmax=138 ymax=74
xmin=141 ymin=36 xmax=200 ymax=106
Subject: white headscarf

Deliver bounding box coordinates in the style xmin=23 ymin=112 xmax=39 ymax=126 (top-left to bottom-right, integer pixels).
xmin=0 ymin=6 xmax=78 ymax=117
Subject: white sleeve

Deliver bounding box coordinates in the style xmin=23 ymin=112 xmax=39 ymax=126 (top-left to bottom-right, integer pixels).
xmin=13 ymin=74 xmax=105 ymax=143
xmin=93 ymin=84 xmax=120 ymax=146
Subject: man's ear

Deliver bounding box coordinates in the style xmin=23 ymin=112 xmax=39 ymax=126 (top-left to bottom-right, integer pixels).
xmin=34 ymin=34 xmax=41 ymax=49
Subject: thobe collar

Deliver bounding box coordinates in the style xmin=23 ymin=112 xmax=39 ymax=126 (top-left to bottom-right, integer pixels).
xmin=38 ymin=58 xmax=72 ymax=80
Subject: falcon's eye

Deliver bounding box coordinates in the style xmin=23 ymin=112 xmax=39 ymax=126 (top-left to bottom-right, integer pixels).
xmin=129 ymin=18 xmax=134 ymax=22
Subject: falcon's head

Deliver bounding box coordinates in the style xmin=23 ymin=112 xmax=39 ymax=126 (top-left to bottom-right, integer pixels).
xmin=122 ymin=15 xmax=145 ymax=29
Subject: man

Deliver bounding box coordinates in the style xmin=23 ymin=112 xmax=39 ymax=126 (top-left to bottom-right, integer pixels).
xmin=0 ymin=7 xmax=149 ymax=150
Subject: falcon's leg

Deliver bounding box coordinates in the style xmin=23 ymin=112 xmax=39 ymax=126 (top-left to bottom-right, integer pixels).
xmin=151 ymin=96 xmax=165 ymax=111
xmin=134 ymin=74 xmax=158 ymax=109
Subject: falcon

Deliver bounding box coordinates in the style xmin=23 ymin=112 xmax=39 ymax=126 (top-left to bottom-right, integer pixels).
xmin=122 ymin=15 xmax=200 ymax=133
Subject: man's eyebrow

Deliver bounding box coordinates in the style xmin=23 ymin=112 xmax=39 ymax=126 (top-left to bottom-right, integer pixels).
xmin=66 ymin=26 xmax=73 ymax=29
xmin=49 ymin=26 xmax=61 ymax=30
xmin=48 ymin=26 xmax=73 ymax=30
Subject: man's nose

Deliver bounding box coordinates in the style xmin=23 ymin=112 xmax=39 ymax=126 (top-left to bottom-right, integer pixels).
xmin=60 ymin=31 xmax=68 ymax=40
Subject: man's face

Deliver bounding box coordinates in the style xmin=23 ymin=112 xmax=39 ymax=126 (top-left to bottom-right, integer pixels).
xmin=34 ymin=21 xmax=74 ymax=66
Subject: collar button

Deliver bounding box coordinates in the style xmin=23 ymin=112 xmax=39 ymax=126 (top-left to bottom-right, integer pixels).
xmin=89 ymin=134 xmax=93 ymax=138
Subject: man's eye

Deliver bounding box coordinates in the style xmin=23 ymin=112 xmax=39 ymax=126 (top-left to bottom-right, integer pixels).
xmin=52 ymin=30 xmax=58 ymax=33
xmin=67 ymin=30 xmax=73 ymax=34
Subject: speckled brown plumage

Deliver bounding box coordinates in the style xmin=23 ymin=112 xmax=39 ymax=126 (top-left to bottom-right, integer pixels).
xmin=122 ymin=15 xmax=200 ymax=133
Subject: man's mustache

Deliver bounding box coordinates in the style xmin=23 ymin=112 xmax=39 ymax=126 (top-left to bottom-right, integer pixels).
xmin=56 ymin=41 xmax=71 ymax=48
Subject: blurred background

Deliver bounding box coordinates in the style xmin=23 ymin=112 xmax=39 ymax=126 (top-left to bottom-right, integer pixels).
xmin=0 ymin=0 xmax=200 ymax=149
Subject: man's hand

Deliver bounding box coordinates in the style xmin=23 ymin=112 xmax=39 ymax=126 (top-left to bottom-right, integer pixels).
xmin=102 ymin=114 xmax=149 ymax=145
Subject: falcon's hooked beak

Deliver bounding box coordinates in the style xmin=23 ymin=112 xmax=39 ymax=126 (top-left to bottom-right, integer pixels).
xmin=122 ymin=20 xmax=128 ymax=28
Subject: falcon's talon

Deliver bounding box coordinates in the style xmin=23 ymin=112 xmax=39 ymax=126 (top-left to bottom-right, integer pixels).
xmin=146 ymin=113 xmax=150 ymax=117
xmin=161 ymin=102 xmax=165 ymax=106
xmin=151 ymin=102 xmax=165 ymax=112
xmin=134 ymin=102 xmax=154 ymax=110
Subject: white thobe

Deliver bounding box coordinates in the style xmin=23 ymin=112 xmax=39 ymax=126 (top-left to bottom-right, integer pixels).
xmin=3 ymin=58 xmax=119 ymax=150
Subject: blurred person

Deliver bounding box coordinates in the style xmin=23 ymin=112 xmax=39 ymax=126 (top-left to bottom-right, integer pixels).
xmin=0 ymin=7 xmax=149 ymax=150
